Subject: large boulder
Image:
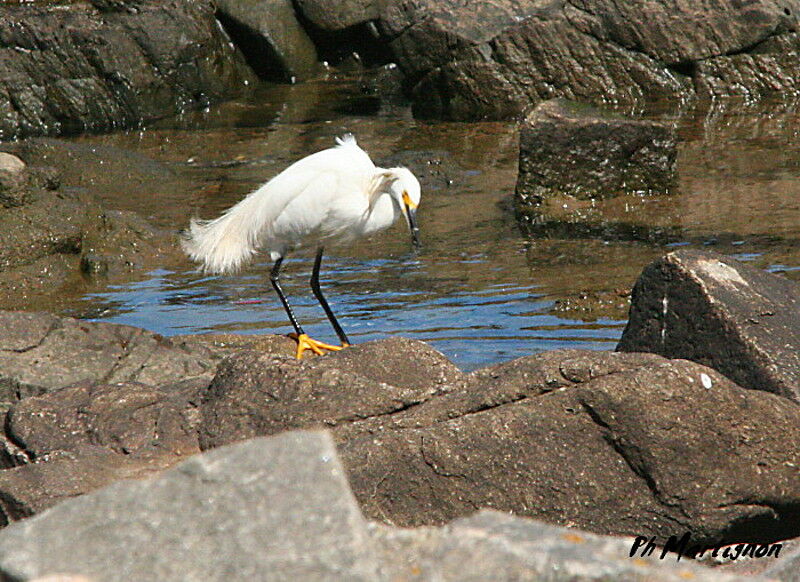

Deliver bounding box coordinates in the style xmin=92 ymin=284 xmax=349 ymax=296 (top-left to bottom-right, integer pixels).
xmin=0 ymin=0 xmax=255 ymax=140
xmin=617 ymin=249 xmax=800 ymax=403
xmin=340 ymin=355 xmax=800 ymax=545
xmin=373 ymin=0 xmax=800 ymax=119
xmin=0 ymin=432 xmax=382 ymax=581
xmin=516 ymin=100 xmax=677 ymax=204
xmin=0 ymin=430 xmax=756 ymax=581
xmin=215 ymin=0 xmax=321 ymax=81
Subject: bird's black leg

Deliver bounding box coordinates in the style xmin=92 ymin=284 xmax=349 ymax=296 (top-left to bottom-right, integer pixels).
xmin=270 ymin=256 xmax=305 ymax=336
xmin=311 ymin=247 xmax=351 ymax=346
xmin=271 ymin=255 xmax=343 ymax=359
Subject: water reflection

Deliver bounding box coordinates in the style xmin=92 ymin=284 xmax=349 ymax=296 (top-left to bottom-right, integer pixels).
xmin=59 ymin=80 xmax=800 ymax=371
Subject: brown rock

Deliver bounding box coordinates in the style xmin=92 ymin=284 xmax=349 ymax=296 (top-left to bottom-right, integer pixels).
xmin=0 ymin=311 xmax=221 ymax=408
xmin=0 ymin=0 xmax=255 ymax=140
xmin=0 ymin=451 xmax=178 ymax=527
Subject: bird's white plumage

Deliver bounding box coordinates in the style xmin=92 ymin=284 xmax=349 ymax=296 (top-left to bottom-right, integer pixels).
xmin=181 ymin=135 xmax=421 ymax=274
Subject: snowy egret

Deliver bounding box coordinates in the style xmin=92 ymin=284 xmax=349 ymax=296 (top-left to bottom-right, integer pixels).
xmin=181 ymin=135 xmax=421 ymax=359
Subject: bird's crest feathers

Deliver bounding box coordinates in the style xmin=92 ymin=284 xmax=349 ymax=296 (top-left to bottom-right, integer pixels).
xmin=335 ymin=134 xmax=358 ymax=147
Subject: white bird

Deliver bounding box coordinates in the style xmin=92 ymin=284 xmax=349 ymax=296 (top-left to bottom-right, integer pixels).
xmin=181 ymin=135 xmax=421 ymax=359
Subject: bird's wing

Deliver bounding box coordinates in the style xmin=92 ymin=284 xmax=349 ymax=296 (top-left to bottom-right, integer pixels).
xmin=267 ymin=169 xmax=345 ymax=244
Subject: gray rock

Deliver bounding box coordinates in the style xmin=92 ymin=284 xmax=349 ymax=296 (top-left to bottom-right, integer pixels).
xmin=617 ymin=249 xmax=800 ymax=402
xmin=0 ymin=0 xmax=255 ymax=140
xmin=0 ymin=431 xmax=381 ymax=581
xmin=763 ymin=540 xmax=800 ymax=580
xmin=515 ymin=99 xmax=676 ymax=204
xmin=0 ymin=153 xmax=25 ymax=173
xmin=216 ymin=0 xmax=320 ymax=81
xmin=0 ymin=311 xmax=221 ymax=407
xmin=372 ymin=510 xmax=756 ymax=581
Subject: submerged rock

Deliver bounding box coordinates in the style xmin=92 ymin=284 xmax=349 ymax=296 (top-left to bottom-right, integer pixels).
xmin=0 ymin=431 xmax=757 ymax=581
xmin=618 ymin=249 xmax=800 ymax=403
xmin=0 ymin=0 xmax=255 ymax=140
xmin=0 ymin=143 xmax=183 ymax=312
xmin=516 ymin=100 xmax=676 ymax=205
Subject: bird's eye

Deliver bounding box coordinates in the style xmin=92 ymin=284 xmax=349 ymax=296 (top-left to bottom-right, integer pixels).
xmin=402 ymin=191 xmax=418 ymax=210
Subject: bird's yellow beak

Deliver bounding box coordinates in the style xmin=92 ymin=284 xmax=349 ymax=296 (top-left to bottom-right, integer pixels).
xmin=402 ymin=191 xmax=420 ymax=248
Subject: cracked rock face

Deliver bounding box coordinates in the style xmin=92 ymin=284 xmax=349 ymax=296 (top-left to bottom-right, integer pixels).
xmin=617 ymin=248 xmax=800 ymax=403
xmin=0 ymin=311 xmax=222 ymax=408
xmin=198 ymin=337 xmax=463 ymax=450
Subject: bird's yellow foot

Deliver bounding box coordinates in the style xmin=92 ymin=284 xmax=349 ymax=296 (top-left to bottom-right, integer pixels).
xmin=289 ymin=333 xmax=346 ymax=359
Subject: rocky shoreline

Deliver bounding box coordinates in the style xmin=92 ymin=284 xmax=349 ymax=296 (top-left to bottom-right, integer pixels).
xmin=1 ymin=0 xmax=800 ymax=580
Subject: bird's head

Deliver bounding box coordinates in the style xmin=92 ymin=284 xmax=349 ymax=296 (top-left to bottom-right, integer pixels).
xmin=385 ymin=167 xmax=421 ymax=249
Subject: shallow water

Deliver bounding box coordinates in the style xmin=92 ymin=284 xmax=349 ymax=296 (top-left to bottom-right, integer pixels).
xmin=61 ymin=80 xmax=800 ymax=371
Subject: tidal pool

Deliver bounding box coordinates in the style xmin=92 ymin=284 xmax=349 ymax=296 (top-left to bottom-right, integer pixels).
xmin=60 ymin=79 xmax=800 ymax=371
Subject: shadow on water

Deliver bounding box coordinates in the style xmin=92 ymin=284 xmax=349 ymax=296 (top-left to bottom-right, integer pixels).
xmin=54 ymin=80 xmax=800 ymax=371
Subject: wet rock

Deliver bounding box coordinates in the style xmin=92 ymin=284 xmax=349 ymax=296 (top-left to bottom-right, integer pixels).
xmin=295 ymin=0 xmax=378 ymax=31
xmin=0 ymin=432 xmax=382 ymax=581
xmin=0 ymin=451 xmax=177 ymax=527
xmin=515 ymin=100 xmax=677 ymax=207
xmin=216 ymin=0 xmax=321 ymax=82
xmin=339 ymin=355 xmax=800 ymax=546
xmin=0 ymin=430 xmax=757 ymax=581
xmin=1 ymin=380 xmax=204 ymax=467
xmin=199 ymin=338 xmax=462 ymax=450
xmin=0 ymin=143 xmax=182 ymax=310
xmin=375 ymin=0 xmax=800 ymax=120
xmin=617 ymin=249 xmax=800 ymax=402
xmin=0 ymin=0 xmax=255 ymax=140
xmin=0 ymin=311 xmax=221 ymax=409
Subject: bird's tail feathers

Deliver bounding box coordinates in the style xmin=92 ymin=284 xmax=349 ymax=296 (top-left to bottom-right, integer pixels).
xmin=180 ymin=195 xmax=264 ymax=275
